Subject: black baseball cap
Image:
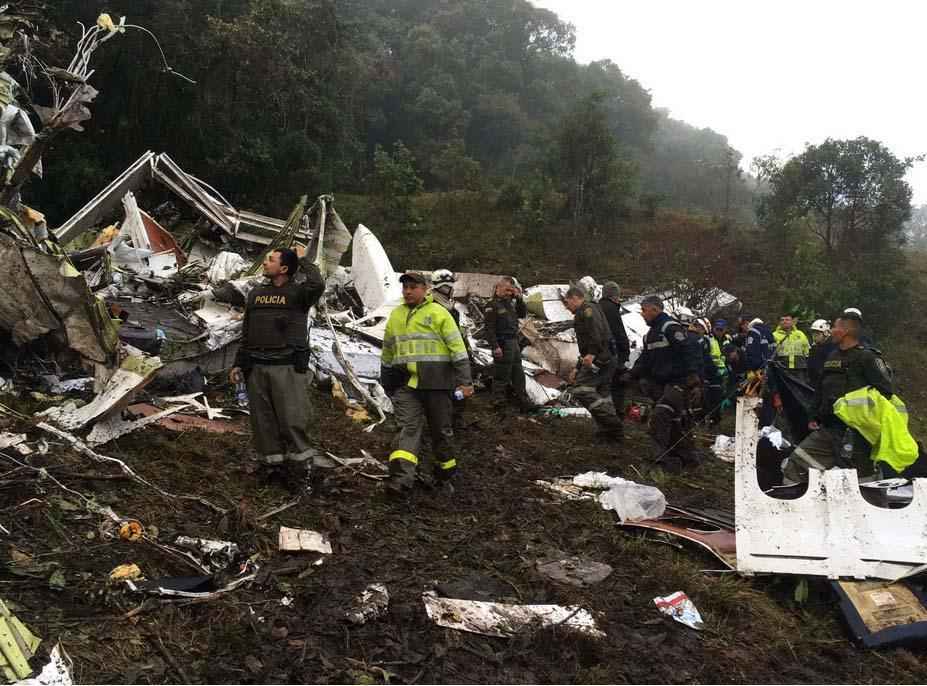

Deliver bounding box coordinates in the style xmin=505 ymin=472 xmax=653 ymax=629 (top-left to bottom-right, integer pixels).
xmin=399 ymin=271 xmax=428 ymax=285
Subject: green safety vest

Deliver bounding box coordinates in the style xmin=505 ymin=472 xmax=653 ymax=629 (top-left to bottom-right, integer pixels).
xmin=381 ymin=295 xmax=470 ymax=390
xmin=833 ymin=386 xmax=918 ymax=473
xmin=773 ymin=328 xmax=810 ymax=369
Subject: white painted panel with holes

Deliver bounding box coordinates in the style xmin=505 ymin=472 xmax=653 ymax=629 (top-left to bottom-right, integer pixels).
xmin=735 ymin=397 xmax=927 ymax=580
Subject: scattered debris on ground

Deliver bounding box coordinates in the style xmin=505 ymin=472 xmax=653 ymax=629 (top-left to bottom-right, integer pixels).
xmin=0 ymin=145 xmax=922 ymax=684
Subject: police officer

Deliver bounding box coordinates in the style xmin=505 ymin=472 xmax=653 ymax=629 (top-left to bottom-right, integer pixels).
xmin=598 ymin=281 xmax=631 ymax=430
xmin=431 ymin=269 xmax=471 ymax=429
xmin=229 ymin=247 xmax=324 ymax=492
xmin=483 ymin=276 xmax=529 ymax=413
xmin=563 ymin=286 xmax=624 ymax=440
xmin=381 ymin=271 xmax=473 ymax=493
xmin=783 ymin=316 xmax=893 ymax=483
xmin=626 ymin=295 xmax=701 ymax=472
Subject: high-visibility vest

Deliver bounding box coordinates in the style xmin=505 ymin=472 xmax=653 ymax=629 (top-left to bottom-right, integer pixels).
xmin=773 ymin=328 xmax=810 ymax=369
xmin=708 ymin=335 xmax=726 ymax=374
xmin=381 ymin=295 xmax=470 ymax=390
xmin=833 ymin=386 xmax=919 ymax=473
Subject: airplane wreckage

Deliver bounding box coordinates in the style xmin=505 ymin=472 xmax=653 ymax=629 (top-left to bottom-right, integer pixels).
xmin=0 ymin=151 xmax=743 ymax=436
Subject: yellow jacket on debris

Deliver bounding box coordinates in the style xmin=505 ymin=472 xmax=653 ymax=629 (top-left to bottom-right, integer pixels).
xmin=833 ymin=386 xmax=919 ymax=473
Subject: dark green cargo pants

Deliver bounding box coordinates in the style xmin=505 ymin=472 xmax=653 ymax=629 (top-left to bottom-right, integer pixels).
xmin=492 ymin=338 xmax=528 ymax=408
xmin=389 ymin=386 xmax=458 ymax=487
xmin=246 ymin=364 xmax=316 ymax=464
xmin=783 ymin=423 xmax=875 ymax=484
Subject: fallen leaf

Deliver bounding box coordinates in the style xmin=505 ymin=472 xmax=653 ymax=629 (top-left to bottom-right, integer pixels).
xmin=9 ymin=546 xmax=32 ymax=565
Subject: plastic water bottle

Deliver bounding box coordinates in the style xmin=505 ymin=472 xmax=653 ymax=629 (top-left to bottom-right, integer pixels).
xmin=453 ymin=389 xmax=465 ymax=401
xmin=236 ymin=381 xmax=249 ymax=408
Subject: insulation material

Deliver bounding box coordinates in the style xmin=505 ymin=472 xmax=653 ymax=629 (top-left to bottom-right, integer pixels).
xmin=39 ymin=353 xmax=163 ymax=431
xmin=524 ymin=373 xmax=561 ymax=407
xmin=423 ymin=591 xmax=603 ymax=638
xmin=520 ymin=320 xmax=578 ymax=377
xmin=205 ymin=251 xmax=246 ymax=284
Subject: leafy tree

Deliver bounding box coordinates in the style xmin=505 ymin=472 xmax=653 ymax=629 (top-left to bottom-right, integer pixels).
xmin=25 ymin=0 xmax=759 ymax=230
xmin=759 ymin=137 xmax=916 ymax=255
xmin=430 ymin=140 xmax=481 ymax=191
xmin=554 ymin=93 xmax=636 ymax=228
xmin=371 ymin=141 xmax=423 ymax=221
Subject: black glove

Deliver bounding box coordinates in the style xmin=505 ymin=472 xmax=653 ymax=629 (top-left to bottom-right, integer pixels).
xmin=381 ymin=367 xmax=409 ymax=397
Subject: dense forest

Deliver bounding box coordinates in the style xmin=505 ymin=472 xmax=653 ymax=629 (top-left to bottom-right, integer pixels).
xmin=28 ymin=0 xmax=753 ymax=224
xmin=0 ymin=0 xmax=915 ymax=332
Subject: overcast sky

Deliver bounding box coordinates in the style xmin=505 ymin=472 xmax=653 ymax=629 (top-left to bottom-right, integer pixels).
xmin=535 ymin=0 xmax=927 ymax=204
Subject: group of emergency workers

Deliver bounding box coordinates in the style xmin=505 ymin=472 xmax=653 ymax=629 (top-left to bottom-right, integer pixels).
xmin=230 ymin=250 xmax=916 ymax=492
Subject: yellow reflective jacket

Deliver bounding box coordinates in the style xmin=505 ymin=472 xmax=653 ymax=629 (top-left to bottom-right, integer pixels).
xmin=381 ymin=295 xmax=472 ymax=390
xmin=708 ymin=335 xmax=726 ymax=374
xmin=833 ymin=386 xmax=918 ymax=473
xmin=773 ymin=328 xmax=810 ymax=369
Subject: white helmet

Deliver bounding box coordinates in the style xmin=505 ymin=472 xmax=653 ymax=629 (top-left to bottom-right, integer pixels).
xmin=810 ymin=319 xmax=829 ymax=333
xmin=431 ymin=269 xmax=456 ymax=289
xmin=843 ymin=307 xmax=862 ymax=319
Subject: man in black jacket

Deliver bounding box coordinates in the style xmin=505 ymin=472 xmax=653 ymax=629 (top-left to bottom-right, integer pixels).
xmin=483 ymin=276 xmax=529 ymax=413
xmin=229 ymin=248 xmax=324 ymax=492
xmin=625 ymin=295 xmax=702 ymax=472
xmin=598 ymin=281 xmax=630 ymax=434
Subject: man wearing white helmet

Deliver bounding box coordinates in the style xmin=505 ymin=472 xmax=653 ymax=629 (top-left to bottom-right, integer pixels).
xmin=843 ymin=307 xmax=875 ymax=348
xmin=807 ymin=319 xmax=834 ymax=389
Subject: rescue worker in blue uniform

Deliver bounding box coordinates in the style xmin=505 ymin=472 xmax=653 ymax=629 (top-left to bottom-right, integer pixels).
xmin=740 ymin=316 xmax=775 ymax=373
xmin=625 ymin=295 xmax=702 ymax=472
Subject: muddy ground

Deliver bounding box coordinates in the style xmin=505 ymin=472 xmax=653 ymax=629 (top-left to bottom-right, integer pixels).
xmin=2 ymin=387 xmax=926 ymax=685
